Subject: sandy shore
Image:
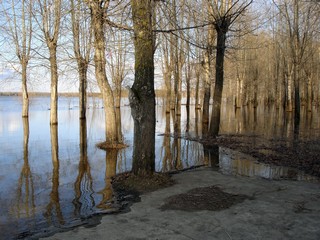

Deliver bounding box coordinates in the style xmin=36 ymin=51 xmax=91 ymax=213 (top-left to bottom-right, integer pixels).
xmin=40 ymin=167 xmax=320 ymax=240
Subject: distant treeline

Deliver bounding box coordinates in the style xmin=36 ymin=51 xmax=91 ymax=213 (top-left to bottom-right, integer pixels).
xmin=0 ymin=92 xmax=101 ymax=97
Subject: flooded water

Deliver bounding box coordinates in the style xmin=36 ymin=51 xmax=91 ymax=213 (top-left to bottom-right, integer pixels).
xmin=0 ymin=96 xmax=319 ymax=239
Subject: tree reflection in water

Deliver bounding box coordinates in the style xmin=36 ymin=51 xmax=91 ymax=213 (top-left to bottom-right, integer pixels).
xmin=15 ymin=118 xmax=35 ymax=219
xmin=73 ymin=119 xmax=94 ymax=217
xmin=1 ymin=98 xmax=320 ymax=240
xmin=173 ymin=111 xmax=182 ymax=170
xmin=161 ymin=113 xmax=172 ymax=171
xmin=203 ymin=144 xmax=219 ymax=169
xmin=97 ymin=107 xmax=122 ymax=211
xmin=44 ymin=125 xmax=65 ymax=226
xmin=97 ymin=149 xmax=118 ymax=210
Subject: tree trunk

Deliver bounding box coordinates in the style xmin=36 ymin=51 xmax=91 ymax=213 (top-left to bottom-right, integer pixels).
xmin=293 ymin=64 xmax=300 ymax=135
xmin=236 ymin=75 xmax=243 ymax=108
xmin=209 ymin=27 xmax=227 ymax=136
xmin=175 ymin=63 xmax=182 ymax=116
xmin=286 ymin=68 xmax=294 ymax=111
xmin=164 ymin=71 xmax=171 ymax=113
xmin=90 ymin=3 xmax=118 ymax=143
xmin=129 ymin=0 xmax=156 ymax=175
xmin=49 ymin=47 xmax=58 ymax=125
xmin=79 ymin=62 xmax=88 ymax=119
xmin=307 ymin=75 xmax=312 ymax=112
xmin=195 ymin=65 xmax=201 ymax=110
xmin=115 ymin=108 xmax=123 ymax=144
xmin=21 ymin=61 xmax=29 ymax=118
xmin=186 ymin=76 xmax=190 ymax=132
xmin=114 ymin=80 xmax=122 ymax=108
xmin=293 ymin=0 xmax=300 ymax=132
xmin=202 ymin=52 xmax=211 ymax=136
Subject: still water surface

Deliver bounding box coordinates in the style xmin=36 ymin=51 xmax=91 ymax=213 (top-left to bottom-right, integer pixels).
xmin=0 ymin=96 xmax=319 ymax=239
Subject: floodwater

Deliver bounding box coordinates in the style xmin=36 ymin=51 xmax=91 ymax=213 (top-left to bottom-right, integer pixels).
xmin=0 ymin=96 xmax=319 ymax=239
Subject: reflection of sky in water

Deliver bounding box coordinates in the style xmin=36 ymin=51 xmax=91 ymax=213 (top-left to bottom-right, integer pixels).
xmin=0 ymin=96 xmax=206 ymax=239
xmin=0 ymin=96 xmax=319 ymax=239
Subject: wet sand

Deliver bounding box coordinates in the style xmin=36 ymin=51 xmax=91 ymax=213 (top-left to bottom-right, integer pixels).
xmin=40 ymin=167 xmax=320 ymax=240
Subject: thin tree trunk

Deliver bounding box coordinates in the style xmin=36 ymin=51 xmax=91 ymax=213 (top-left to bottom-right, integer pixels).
xmin=164 ymin=71 xmax=171 ymax=113
xmin=175 ymin=63 xmax=182 ymax=116
xmin=49 ymin=48 xmax=58 ymax=125
xmin=185 ymin=56 xmax=191 ymax=110
xmin=202 ymin=0 xmax=215 ymax=135
xmin=202 ymin=52 xmax=211 ymax=135
xmin=307 ymin=75 xmax=312 ymax=112
xmin=287 ymin=68 xmax=294 ymax=111
xmin=195 ymin=65 xmax=201 ymax=110
xmin=293 ymin=0 xmax=300 ymax=131
xmin=21 ymin=62 xmax=29 ymax=118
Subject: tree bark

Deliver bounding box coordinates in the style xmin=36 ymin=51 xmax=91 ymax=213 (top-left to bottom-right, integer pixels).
xmin=49 ymin=47 xmax=58 ymax=125
xmin=209 ymin=26 xmax=227 ymax=136
xmin=21 ymin=61 xmax=29 ymax=118
xmin=202 ymin=52 xmax=211 ymax=136
xmin=307 ymin=75 xmax=312 ymax=112
xmin=129 ymin=0 xmax=156 ymax=175
xmin=79 ymin=62 xmax=88 ymax=119
xmin=195 ymin=64 xmax=201 ymax=110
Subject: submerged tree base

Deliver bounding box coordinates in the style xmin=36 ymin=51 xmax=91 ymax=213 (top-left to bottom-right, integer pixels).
xmin=96 ymin=141 xmax=128 ymax=150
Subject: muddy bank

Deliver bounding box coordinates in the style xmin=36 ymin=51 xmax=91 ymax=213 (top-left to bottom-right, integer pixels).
xmin=194 ymin=134 xmax=320 ymax=177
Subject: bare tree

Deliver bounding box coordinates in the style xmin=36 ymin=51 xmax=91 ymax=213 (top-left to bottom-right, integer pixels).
xmin=85 ymin=0 xmax=119 ymax=144
xmin=209 ymin=0 xmax=253 ymax=136
xmin=70 ymin=0 xmax=92 ymax=119
xmin=2 ymin=0 xmax=33 ymax=117
xmin=159 ymin=10 xmax=174 ymax=113
xmin=273 ymin=0 xmax=319 ymax=130
xmin=35 ymin=0 xmax=62 ymax=125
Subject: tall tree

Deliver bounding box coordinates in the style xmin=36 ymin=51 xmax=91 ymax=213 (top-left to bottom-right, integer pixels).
xmin=85 ymin=0 xmax=119 ymax=144
xmin=202 ymin=0 xmax=216 ymax=136
xmin=209 ymin=0 xmax=253 ymax=136
xmin=2 ymin=0 xmax=33 ymax=117
xmin=70 ymin=0 xmax=92 ymax=120
xmin=129 ymin=0 xmax=156 ymax=175
xmin=36 ymin=0 xmax=62 ymax=125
